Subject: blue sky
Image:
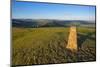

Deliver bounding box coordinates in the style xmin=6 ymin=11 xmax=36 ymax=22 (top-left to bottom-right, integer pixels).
xmin=12 ymin=1 xmax=96 ymax=21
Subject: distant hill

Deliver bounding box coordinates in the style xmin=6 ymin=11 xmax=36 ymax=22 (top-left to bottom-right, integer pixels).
xmin=12 ymin=19 xmax=95 ymax=28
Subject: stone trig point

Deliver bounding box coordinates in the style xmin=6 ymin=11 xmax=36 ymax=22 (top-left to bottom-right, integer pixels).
xmin=66 ymin=26 xmax=77 ymax=51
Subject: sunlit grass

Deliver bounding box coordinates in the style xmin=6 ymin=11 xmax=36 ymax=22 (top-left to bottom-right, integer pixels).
xmin=12 ymin=27 xmax=96 ymax=66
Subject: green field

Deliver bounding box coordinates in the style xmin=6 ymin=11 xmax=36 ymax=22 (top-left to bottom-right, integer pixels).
xmin=12 ymin=27 xmax=96 ymax=66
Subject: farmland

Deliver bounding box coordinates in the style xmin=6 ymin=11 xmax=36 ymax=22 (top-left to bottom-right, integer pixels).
xmin=12 ymin=26 xmax=96 ymax=66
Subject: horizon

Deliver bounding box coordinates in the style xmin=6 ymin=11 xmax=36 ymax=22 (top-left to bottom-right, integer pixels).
xmin=12 ymin=18 xmax=95 ymax=22
xmin=12 ymin=0 xmax=96 ymax=22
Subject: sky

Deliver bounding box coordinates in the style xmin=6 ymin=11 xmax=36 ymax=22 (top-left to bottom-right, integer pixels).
xmin=12 ymin=0 xmax=96 ymax=21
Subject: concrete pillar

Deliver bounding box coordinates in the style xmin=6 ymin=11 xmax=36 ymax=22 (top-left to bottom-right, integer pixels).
xmin=66 ymin=26 xmax=77 ymax=51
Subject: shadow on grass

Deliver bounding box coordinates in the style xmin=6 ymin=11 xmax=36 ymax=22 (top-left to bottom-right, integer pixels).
xmin=77 ymin=32 xmax=95 ymax=49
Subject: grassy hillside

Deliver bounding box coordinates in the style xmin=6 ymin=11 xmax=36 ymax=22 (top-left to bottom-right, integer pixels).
xmin=12 ymin=27 xmax=69 ymax=65
xmin=12 ymin=27 xmax=96 ymax=66
xmin=77 ymin=27 xmax=96 ymax=62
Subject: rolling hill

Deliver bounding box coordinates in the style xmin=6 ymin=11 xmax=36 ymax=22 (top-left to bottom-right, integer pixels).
xmin=12 ymin=19 xmax=95 ymax=28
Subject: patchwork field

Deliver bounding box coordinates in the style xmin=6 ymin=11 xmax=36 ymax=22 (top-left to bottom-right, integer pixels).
xmin=12 ymin=27 xmax=96 ymax=66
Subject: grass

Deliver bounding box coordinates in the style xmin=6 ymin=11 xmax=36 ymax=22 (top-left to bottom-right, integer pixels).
xmin=77 ymin=27 xmax=96 ymax=48
xmin=12 ymin=27 xmax=69 ymax=65
xmin=12 ymin=27 xmax=96 ymax=66
xmin=77 ymin=27 xmax=96 ymax=62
